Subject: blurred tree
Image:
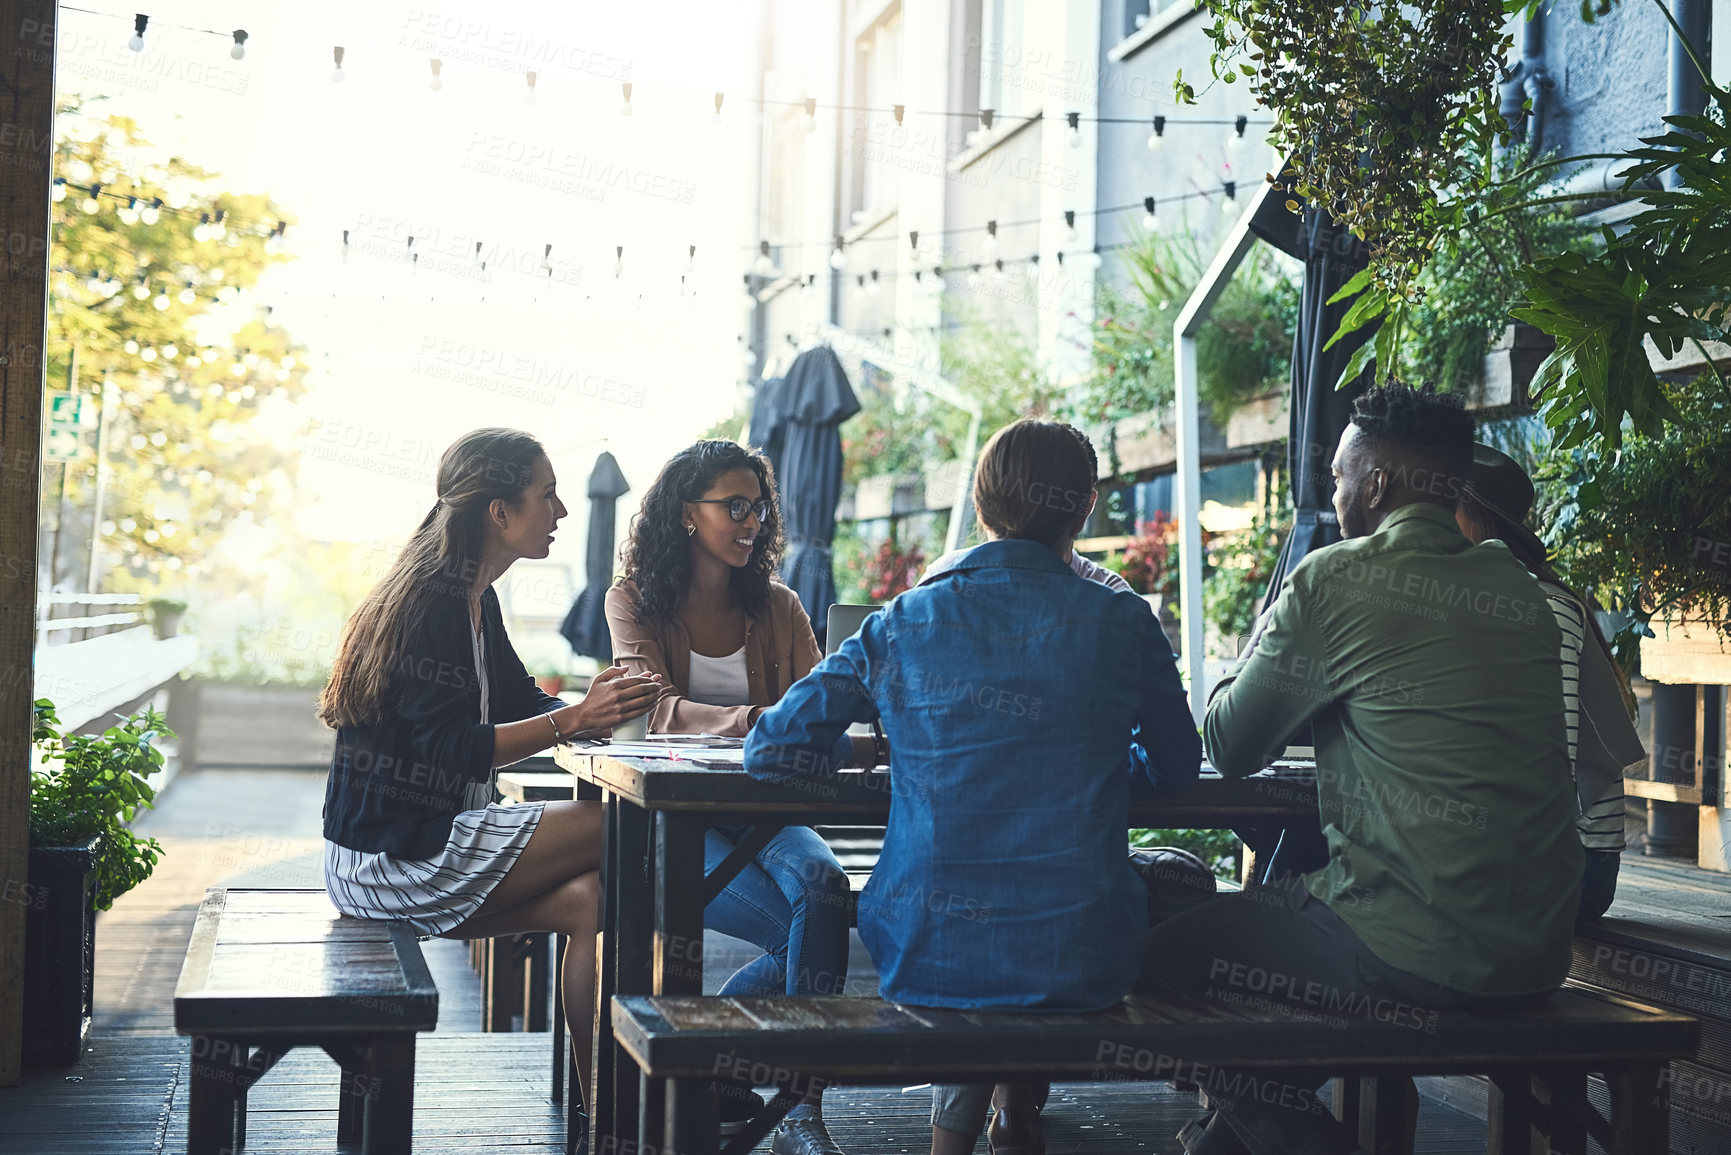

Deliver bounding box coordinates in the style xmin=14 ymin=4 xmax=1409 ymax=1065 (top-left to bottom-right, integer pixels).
xmin=45 ymin=101 xmax=307 ymax=592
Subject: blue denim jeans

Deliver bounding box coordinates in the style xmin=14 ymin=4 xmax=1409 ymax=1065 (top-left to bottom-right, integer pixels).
xmin=703 ymin=824 xmax=851 ymax=996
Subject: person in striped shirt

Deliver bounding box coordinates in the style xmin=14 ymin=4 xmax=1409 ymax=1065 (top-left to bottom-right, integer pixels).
xmin=1456 ymin=443 xmax=1647 ymax=920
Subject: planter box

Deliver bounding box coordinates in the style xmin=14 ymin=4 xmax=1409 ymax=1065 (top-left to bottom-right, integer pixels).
xmin=923 ymin=461 xmax=965 ymax=512
xmin=1224 ymin=393 xmax=1288 ymax=449
xmin=1474 ymin=323 xmax=1554 ymax=410
xmin=1642 ymin=616 xmax=1731 ymax=686
xmin=889 ymin=474 xmax=926 ymax=516
xmin=854 ymin=476 xmax=895 ymax=521
xmin=24 ymin=838 xmax=100 ymax=1066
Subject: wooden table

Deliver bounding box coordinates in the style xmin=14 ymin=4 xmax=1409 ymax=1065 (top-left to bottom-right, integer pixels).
xmin=551 ymin=745 xmax=1317 ymax=1152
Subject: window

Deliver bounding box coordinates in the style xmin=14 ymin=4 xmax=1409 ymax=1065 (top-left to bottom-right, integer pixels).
xmin=857 ymin=12 xmax=903 ymax=216
xmin=978 ymin=0 xmax=1027 ymax=122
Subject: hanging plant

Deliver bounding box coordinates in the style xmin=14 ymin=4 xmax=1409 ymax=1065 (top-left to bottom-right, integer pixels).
xmin=1180 ymin=0 xmax=1518 ymax=298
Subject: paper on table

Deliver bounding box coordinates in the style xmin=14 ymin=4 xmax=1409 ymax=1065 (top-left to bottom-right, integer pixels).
xmin=603 ymin=741 xmax=747 ymax=763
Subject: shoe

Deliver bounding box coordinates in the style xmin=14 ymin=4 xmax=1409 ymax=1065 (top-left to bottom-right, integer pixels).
xmin=1177 ymin=1111 xmax=1251 ymax=1155
xmin=715 ymin=1082 xmax=761 ymax=1138
xmin=985 ymin=1105 xmax=1045 ymax=1155
xmin=769 ymin=1109 xmax=846 ymax=1155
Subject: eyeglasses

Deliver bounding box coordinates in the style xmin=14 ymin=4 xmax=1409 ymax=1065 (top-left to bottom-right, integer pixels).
xmin=690 ymin=496 xmax=771 ymax=523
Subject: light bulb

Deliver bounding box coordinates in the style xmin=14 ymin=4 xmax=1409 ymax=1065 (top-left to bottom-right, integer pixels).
xmin=230 ymin=31 xmax=247 ymax=61
xmin=331 ymin=46 xmax=346 ymax=83
xmin=829 ymin=243 xmax=847 ymax=271
xmin=754 ymin=241 xmax=776 ymax=276
xmin=123 ymin=339 xmax=139 ymax=354
xmin=230 ymin=362 xmax=246 ymax=378
xmin=1066 ymin=112 xmax=1082 ymax=149
xmin=1220 ymin=181 xmax=1239 ymax=216
xmin=620 ymin=82 xmax=633 ymax=117
xmin=140 ymin=347 xmax=157 ymax=362
xmin=81 ymin=195 xmax=100 ymax=214
xmin=140 ymin=203 xmax=160 ymax=225
xmin=332 ymin=65 xmax=345 ymax=82
xmin=280 ymin=355 xmax=295 ymax=369
xmin=802 ymin=113 xmax=816 ymax=133
xmin=428 ymin=59 xmax=443 ymax=92
xmin=162 ymin=344 xmax=178 ymax=359
xmin=712 ymin=92 xmax=724 ymax=126
xmin=1143 ymin=211 xmax=1158 ymax=231
xmin=1025 ymin=258 xmax=1040 ymax=284
xmin=1147 ymin=115 xmax=1166 ymax=152
xmin=128 ymin=33 xmax=144 ymax=52
xmin=132 ymin=283 xmax=149 ymax=300
xmin=1229 ymin=114 xmax=1248 ymax=151
xmin=193 ymin=223 xmax=209 ymax=242
xmin=179 ymin=285 xmax=196 ymax=304
xmin=243 ymin=352 xmax=259 ymax=367
xmin=866 ymin=271 xmax=881 ymax=296
xmin=153 ymin=292 xmax=171 ymax=310
xmin=524 ymin=71 xmax=537 ymax=105
xmin=51 ymin=180 xmax=66 ymax=202
xmin=118 ymin=199 xmax=139 ymax=225
xmin=614 ymin=246 xmax=624 ymax=278
xmin=966 ymin=266 xmax=983 ymax=291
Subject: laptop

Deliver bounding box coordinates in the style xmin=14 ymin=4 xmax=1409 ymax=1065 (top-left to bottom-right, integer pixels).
xmin=825 ymin=603 xmax=878 ymax=656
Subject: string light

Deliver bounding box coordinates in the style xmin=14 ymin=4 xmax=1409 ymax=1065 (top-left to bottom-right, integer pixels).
xmin=51 ymin=179 xmax=67 ymax=203
xmin=686 ymin=244 xmax=697 ymax=273
xmin=1064 ymin=210 xmax=1078 ymax=245
xmin=178 ymin=282 xmax=196 ymax=304
xmin=152 ymin=290 xmax=171 ymax=310
xmin=123 ymin=340 xmax=139 ymax=355
xmin=1147 ymin=114 xmax=1166 ymax=152
xmin=712 ymin=92 xmax=725 ymax=125
xmin=524 ymin=70 xmax=537 ymax=105
xmin=801 ymin=97 xmax=818 ymax=134
xmin=980 ymin=109 xmax=995 ymax=132
xmin=1220 ymin=180 xmax=1238 ymax=216
xmin=754 ymin=241 xmax=776 ymax=276
xmin=331 ymin=46 xmax=346 ymax=83
xmin=1228 ymin=114 xmax=1248 ymax=150
xmin=620 ymin=82 xmax=633 ymax=117
xmin=614 ymin=245 xmax=624 ymax=278
xmin=1142 ymin=196 xmax=1158 ymax=232
xmin=140 ymin=198 xmax=161 ymax=225
xmin=983 ymin=220 xmax=998 ymax=256
xmin=118 ymin=197 xmax=140 ymax=225
xmin=230 ymin=30 xmax=246 ymax=60
xmin=829 ymin=235 xmax=847 ymax=271
xmin=128 ymin=14 xmax=147 ymax=52
xmin=81 ymin=185 xmax=101 ymax=214
xmin=1066 ymin=111 xmax=1082 ymax=149
xmin=867 ymin=269 xmax=881 ymax=297
xmin=428 ymin=59 xmax=444 ymax=92
xmin=1024 ymin=253 xmax=1041 ymax=284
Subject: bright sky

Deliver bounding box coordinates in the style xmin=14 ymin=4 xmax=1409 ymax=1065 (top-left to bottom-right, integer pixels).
xmin=56 ymin=0 xmax=764 ymax=592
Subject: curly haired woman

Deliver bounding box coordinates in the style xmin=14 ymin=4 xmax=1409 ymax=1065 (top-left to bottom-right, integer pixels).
xmin=606 ymin=439 xmax=870 ymax=1155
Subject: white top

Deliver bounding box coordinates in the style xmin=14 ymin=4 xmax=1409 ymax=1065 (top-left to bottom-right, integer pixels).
xmin=686 ymin=644 xmax=752 ymax=707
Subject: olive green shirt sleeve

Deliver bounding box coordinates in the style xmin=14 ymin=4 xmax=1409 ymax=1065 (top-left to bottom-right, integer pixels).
xmin=1203 ymin=574 xmax=1334 ymax=777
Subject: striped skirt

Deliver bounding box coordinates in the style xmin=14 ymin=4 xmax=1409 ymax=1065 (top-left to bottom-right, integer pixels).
xmin=324 ymin=801 xmax=545 ymax=936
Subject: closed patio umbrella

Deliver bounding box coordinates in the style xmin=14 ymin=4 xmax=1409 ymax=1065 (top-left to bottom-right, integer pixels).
xmin=773 ymin=346 xmax=861 ymax=641
xmin=1249 ymin=196 xmax=1378 ymax=610
xmin=747 ymin=372 xmax=789 ymax=482
xmin=560 ymin=451 xmax=631 ymax=661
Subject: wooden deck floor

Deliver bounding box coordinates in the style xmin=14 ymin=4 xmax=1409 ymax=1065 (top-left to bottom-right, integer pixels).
xmin=14 ymin=765 xmax=1729 ymax=1152
xmin=4 ymin=1033 xmax=1501 ymax=1154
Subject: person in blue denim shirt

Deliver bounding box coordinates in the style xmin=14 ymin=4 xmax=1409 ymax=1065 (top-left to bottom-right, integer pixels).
xmin=747 ymin=420 xmax=1202 ymax=1155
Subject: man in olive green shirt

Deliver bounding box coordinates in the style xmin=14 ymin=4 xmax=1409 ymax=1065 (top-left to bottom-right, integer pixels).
xmin=1141 ymin=384 xmax=1581 ymax=1155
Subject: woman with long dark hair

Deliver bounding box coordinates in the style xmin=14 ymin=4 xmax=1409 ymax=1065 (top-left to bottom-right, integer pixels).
xmin=319 ymin=427 xmax=660 ymax=1111
xmin=606 ymin=439 xmax=865 ymax=1155
xmin=1457 ymin=443 xmax=1646 ymax=920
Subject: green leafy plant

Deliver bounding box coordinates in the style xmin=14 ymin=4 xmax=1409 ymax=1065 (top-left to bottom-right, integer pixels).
xmin=1203 ymin=513 xmax=1289 ymax=643
xmin=30 ymin=699 xmax=174 ymax=911
xmin=1183 ymin=0 xmax=1517 ymax=297
xmin=1073 ymin=231 xmax=1298 ymax=430
xmin=1130 ymin=827 xmax=1241 ymax=880
xmin=1538 ymin=374 xmax=1731 ymax=650
xmin=1512 ymin=77 xmax=1731 ymax=451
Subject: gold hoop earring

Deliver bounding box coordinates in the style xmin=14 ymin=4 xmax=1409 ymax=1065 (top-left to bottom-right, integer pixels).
xmin=685 ymin=524 xmax=696 ymax=536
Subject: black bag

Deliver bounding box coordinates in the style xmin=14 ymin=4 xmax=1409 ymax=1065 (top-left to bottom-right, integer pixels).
xmin=1129 ymin=846 xmax=1218 ymax=926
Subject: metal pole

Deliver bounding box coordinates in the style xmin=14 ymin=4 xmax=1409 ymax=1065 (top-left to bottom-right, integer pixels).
xmin=86 ymin=370 xmax=112 ymax=593
xmin=47 ymin=346 xmax=76 ymax=590
xmin=1667 ymin=0 xmax=1713 ymax=189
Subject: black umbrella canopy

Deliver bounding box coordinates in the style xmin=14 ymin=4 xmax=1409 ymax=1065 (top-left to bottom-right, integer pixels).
xmin=1249 ymin=197 xmax=1378 ymax=610
xmin=773 ymin=346 xmax=861 ymax=639
xmin=559 ymin=451 xmax=631 ymax=661
xmin=747 ymin=373 xmax=789 ymax=484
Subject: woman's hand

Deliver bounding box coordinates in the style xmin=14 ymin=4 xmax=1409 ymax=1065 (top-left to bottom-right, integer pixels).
xmin=570 ymin=665 xmax=661 ymax=733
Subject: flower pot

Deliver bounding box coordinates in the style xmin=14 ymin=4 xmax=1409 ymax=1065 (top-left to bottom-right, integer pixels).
xmin=23 ymin=838 xmax=100 ymax=1066
xmin=535 ymin=675 xmax=565 ymax=696
xmin=151 ymin=607 xmax=185 ymax=639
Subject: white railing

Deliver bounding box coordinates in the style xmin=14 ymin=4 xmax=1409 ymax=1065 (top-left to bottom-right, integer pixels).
xmin=36 ymin=592 xmax=145 ymax=644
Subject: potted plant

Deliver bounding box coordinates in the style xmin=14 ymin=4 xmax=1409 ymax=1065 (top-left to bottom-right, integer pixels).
xmin=534 ymin=670 xmax=566 ymax=696
xmin=147 ymin=596 xmax=187 ymax=639
xmin=26 ymin=699 xmax=174 ymax=1065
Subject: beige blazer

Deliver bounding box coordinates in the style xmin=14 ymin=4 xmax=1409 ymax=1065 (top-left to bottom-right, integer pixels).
xmin=604 ymin=579 xmax=825 ymax=736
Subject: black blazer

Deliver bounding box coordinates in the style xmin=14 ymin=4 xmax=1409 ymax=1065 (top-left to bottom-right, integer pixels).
xmin=322 ymin=585 xmax=560 ymax=859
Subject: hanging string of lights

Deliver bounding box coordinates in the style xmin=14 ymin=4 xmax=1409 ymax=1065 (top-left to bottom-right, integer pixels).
xmin=59 ymin=6 xmax=249 ymax=57
xmin=52 ymin=178 xmax=289 ymax=248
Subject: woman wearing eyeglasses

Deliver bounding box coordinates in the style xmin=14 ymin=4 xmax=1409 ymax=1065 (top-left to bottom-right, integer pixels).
xmin=606 ymin=439 xmax=868 ymax=1155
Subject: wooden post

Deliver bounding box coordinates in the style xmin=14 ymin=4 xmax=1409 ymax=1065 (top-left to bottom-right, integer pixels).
xmin=0 ymin=0 xmax=58 ymax=1086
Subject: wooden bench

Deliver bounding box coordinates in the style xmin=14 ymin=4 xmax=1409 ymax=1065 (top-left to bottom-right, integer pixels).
xmin=173 ymin=888 xmax=439 ymax=1155
xmin=613 ymin=989 xmax=1699 ymax=1155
